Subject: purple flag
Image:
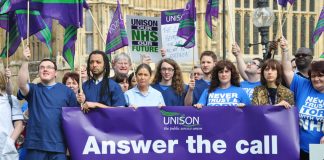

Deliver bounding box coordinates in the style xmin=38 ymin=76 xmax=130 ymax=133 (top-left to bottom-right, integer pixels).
xmin=62 ymin=25 xmax=77 ymax=70
xmin=205 ymin=0 xmax=219 ymax=39
xmin=0 ymin=13 xmax=21 ymax=58
xmin=62 ymin=106 xmax=299 ymax=159
xmin=277 ymin=0 xmax=295 ymax=7
xmin=105 ymin=0 xmax=128 ymax=54
xmin=311 ymin=7 xmax=324 ymax=44
xmin=9 ymin=0 xmax=89 ymax=28
xmin=176 ymin=0 xmax=196 ymax=48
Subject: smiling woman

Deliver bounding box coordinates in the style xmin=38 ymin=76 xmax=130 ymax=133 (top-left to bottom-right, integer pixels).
xmin=194 ymin=60 xmax=250 ymax=108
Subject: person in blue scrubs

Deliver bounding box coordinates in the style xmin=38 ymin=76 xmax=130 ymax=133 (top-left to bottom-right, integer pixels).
xmin=280 ymin=37 xmax=324 ymax=160
xmin=195 ymin=60 xmax=250 ymax=107
xmin=152 ymin=58 xmax=187 ymax=106
xmin=18 ymin=47 xmax=79 ymax=160
xmin=124 ymin=64 xmax=165 ymax=107
xmin=77 ymin=50 xmax=126 ymax=111
xmin=184 ymin=51 xmax=218 ymax=106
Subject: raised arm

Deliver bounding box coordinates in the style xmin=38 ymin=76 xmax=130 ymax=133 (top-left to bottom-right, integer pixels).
xmin=279 ymin=37 xmax=294 ymax=86
xmin=184 ymin=78 xmax=195 ymax=106
xmin=18 ymin=47 xmax=31 ymax=95
xmin=232 ymin=43 xmax=248 ymax=81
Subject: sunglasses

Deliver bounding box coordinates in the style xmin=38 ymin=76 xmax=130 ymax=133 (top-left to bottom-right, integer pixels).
xmin=295 ymin=54 xmax=310 ymax=58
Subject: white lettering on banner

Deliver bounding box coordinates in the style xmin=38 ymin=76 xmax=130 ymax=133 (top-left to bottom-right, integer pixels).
xmin=82 ymin=136 xmax=179 ymax=154
xmin=299 ymin=119 xmax=324 ymax=132
xmin=236 ymin=135 xmax=278 ymax=154
xmin=82 ymin=135 xmax=279 ymax=155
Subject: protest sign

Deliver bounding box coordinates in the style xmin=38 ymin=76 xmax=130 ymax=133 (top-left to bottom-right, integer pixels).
xmin=161 ymin=9 xmax=198 ymax=65
xmin=126 ymin=15 xmax=162 ymax=63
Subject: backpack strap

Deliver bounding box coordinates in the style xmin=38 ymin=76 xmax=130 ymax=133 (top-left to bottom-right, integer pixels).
xmin=7 ymin=94 xmax=13 ymax=108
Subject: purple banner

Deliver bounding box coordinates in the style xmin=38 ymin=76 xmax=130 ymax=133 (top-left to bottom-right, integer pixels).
xmin=161 ymin=9 xmax=183 ymax=25
xmin=62 ymin=106 xmax=299 ymax=159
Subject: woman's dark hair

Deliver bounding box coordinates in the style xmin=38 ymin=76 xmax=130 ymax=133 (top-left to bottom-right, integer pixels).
xmin=128 ymin=72 xmax=136 ymax=89
xmin=113 ymin=73 xmax=128 ymax=83
xmin=87 ymin=50 xmax=110 ymax=104
xmin=208 ymin=60 xmax=240 ymax=93
xmin=260 ymin=59 xmax=283 ymax=86
xmin=135 ymin=63 xmax=152 ymax=76
xmin=62 ymin=72 xmax=79 ymax=85
xmin=152 ymin=58 xmax=185 ymax=95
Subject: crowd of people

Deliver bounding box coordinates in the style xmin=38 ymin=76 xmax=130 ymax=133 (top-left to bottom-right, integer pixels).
xmin=0 ymin=37 xmax=323 ymax=160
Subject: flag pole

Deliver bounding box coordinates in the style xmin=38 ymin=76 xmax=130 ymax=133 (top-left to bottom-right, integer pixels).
xmin=27 ymin=0 xmax=30 ymax=46
xmin=6 ymin=31 xmax=9 ymax=69
xmin=276 ymin=3 xmax=284 ymax=39
xmin=280 ymin=5 xmax=292 ymax=35
xmin=88 ymin=10 xmax=106 ymax=51
xmin=226 ymin=0 xmax=235 ymax=43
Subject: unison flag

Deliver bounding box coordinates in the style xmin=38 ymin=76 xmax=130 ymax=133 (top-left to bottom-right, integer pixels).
xmin=0 ymin=0 xmax=11 ymax=14
xmin=311 ymin=7 xmax=324 ymax=44
xmin=35 ymin=17 xmax=53 ymax=58
xmin=105 ymin=0 xmax=128 ymax=54
xmin=176 ymin=0 xmax=196 ymax=48
xmin=9 ymin=0 xmax=89 ymax=28
xmin=0 ymin=13 xmax=21 ymax=58
xmin=62 ymin=25 xmax=77 ymax=70
xmin=205 ymin=0 xmax=219 ymax=39
xmin=277 ymin=0 xmax=295 ymax=7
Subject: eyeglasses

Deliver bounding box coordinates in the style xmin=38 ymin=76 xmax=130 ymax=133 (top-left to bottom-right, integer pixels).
xmin=39 ymin=65 xmax=55 ymax=70
xmin=193 ymin=73 xmax=202 ymax=76
xmin=161 ymin=68 xmax=175 ymax=72
xmin=247 ymin=61 xmax=260 ymax=68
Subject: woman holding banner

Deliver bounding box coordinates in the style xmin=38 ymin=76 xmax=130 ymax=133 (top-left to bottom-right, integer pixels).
xmin=152 ymin=58 xmax=188 ymax=106
xmin=194 ymin=60 xmax=250 ymax=108
xmin=251 ymin=59 xmax=294 ymax=108
xmin=280 ymin=37 xmax=324 ymax=159
xmin=124 ymin=64 xmax=165 ymax=108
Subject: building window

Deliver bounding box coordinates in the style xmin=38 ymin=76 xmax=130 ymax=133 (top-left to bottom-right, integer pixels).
xmin=301 ymin=0 xmax=306 ymax=12
xmin=309 ymin=0 xmax=315 ymax=12
xmin=85 ymin=8 xmax=93 ymax=54
xmin=235 ymin=12 xmax=241 ymax=46
xmin=244 ymin=0 xmax=249 ymax=8
xmin=292 ymin=15 xmax=297 ymax=52
xmin=293 ymin=0 xmax=298 ymax=11
xmin=309 ymin=16 xmax=315 ymax=52
xmin=235 ymin=0 xmax=240 ymax=8
xmin=244 ymin=13 xmax=250 ymax=54
xmin=253 ymin=26 xmax=258 ymax=55
xmin=300 ymin=16 xmax=306 ymax=47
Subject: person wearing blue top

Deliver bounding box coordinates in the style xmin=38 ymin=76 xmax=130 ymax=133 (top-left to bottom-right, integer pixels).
xmin=17 ymin=47 xmax=79 ymax=160
xmin=185 ymin=51 xmax=217 ymax=106
xmin=195 ymin=60 xmax=251 ymax=108
xmin=152 ymin=58 xmax=188 ymax=106
xmin=280 ymin=37 xmax=324 ymax=160
xmin=125 ymin=64 xmax=165 ymax=107
xmin=78 ymin=50 xmax=126 ymax=111
xmin=232 ymin=42 xmax=264 ymax=100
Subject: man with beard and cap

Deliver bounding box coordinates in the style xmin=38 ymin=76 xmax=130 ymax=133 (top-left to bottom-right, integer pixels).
xmin=184 ymin=51 xmax=217 ymax=106
xmin=77 ymin=50 xmax=126 ymax=111
xmin=294 ymin=47 xmax=313 ymax=79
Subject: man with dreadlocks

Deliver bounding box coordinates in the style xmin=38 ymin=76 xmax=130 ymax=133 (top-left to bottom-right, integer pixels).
xmin=77 ymin=50 xmax=126 ymax=110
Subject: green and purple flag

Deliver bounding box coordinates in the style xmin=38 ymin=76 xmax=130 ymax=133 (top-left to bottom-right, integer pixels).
xmin=205 ymin=0 xmax=219 ymax=39
xmin=10 ymin=0 xmax=89 ymax=28
xmin=105 ymin=0 xmax=128 ymax=54
xmin=176 ymin=0 xmax=196 ymax=48
xmin=35 ymin=17 xmax=53 ymax=58
xmin=62 ymin=25 xmax=77 ymax=70
xmin=311 ymin=7 xmax=324 ymax=44
xmin=0 ymin=13 xmax=20 ymax=58
xmin=277 ymin=0 xmax=295 ymax=7
xmin=0 ymin=0 xmax=11 ymax=14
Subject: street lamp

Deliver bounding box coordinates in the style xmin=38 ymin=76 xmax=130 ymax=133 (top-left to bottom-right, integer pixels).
xmin=253 ymin=0 xmax=275 ymax=60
